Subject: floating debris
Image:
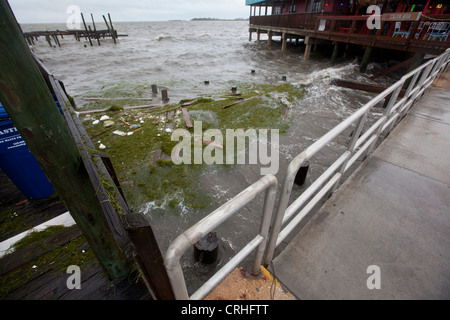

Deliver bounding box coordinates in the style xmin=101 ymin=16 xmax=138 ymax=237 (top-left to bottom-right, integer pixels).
xmin=103 ymin=120 xmax=115 ymax=128
xmin=112 ymin=130 xmax=127 ymax=136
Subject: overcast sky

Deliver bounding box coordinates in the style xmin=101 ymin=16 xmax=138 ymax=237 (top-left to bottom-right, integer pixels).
xmin=9 ymin=0 xmax=251 ymax=23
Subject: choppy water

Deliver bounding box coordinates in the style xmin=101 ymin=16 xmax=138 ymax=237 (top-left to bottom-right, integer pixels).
xmin=22 ymin=20 xmax=389 ymax=294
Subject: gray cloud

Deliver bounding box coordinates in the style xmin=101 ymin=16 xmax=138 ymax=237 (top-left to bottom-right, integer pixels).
xmin=9 ymin=0 xmax=250 ymax=23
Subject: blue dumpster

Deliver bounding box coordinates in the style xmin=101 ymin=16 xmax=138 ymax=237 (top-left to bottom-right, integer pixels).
xmin=0 ymin=102 xmax=55 ymax=199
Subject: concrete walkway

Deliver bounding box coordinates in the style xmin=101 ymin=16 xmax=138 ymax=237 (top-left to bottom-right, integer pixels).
xmin=273 ymin=74 xmax=450 ymax=299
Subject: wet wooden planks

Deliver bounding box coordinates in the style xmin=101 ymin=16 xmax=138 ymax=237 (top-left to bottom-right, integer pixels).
xmin=0 ymin=169 xmax=67 ymax=242
xmin=5 ymin=261 xmax=150 ymax=300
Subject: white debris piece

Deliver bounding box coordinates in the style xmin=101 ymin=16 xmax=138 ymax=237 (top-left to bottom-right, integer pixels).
xmin=99 ymin=143 xmax=106 ymax=149
xmin=112 ymin=130 xmax=127 ymax=136
xmin=99 ymin=115 xmax=110 ymax=121
xmin=92 ymin=120 xmax=100 ymax=125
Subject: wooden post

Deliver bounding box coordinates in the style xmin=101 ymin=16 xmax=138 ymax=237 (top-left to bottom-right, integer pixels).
xmin=161 ymin=89 xmax=169 ymax=102
xmin=108 ymin=13 xmax=117 ymax=44
xmin=103 ymin=15 xmax=116 ymax=44
xmin=304 ymin=36 xmax=312 ymax=60
xmin=281 ymin=32 xmax=287 ymax=51
xmin=123 ymin=213 xmax=175 ymax=300
xmin=45 ymin=34 xmax=52 ymax=47
xmin=360 ymin=46 xmax=373 ymax=73
xmin=370 ymin=56 xmax=419 ymax=80
xmin=331 ymin=42 xmax=339 ymax=65
xmin=0 ymin=0 xmax=131 ymax=279
xmin=91 ymin=13 xmax=101 ymax=46
xmin=267 ymin=30 xmax=272 ymax=45
xmin=81 ymin=13 xmax=93 ymax=46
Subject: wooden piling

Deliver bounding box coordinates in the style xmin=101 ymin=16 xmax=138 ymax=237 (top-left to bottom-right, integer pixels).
xmin=123 ymin=213 xmax=176 ymax=300
xmin=108 ymin=13 xmax=117 ymax=44
xmin=81 ymin=13 xmax=93 ymax=46
xmin=53 ymin=34 xmax=61 ymax=47
xmin=331 ymin=42 xmax=339 ymax=65
xmin=370 ymin=56 xmax=419 ymax=80
xmin=161 ymin=89 xmax=169 ymax=102
xmin=281 ymin=32 xmax=287 ymax=51
xmin=103 ymin=15 xmax=115 ymax=44
xmin=45 ymin=34 xmax=52 ymax=47
xmin=360 ymin=46 xmax=373 ymax=73
xmin=304 ymin=36 xmax=312 ymax=60
xmin=0 ymin=0 xmax=131 ymax=280
xmin=182 ymin=108 xmax=193 ymax=128
xmin=91 ymin=13 xmax=101 ymax=46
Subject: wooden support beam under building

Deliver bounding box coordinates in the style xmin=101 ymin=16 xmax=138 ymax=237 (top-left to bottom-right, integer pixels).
xmin=360 ymin=46 xmax=373 ymax=73
xmin=331 ymin=79 xmax=406 ymax=99
xmin=304 ymin=36 xmax=314 ymax=60
xmin=369 ymin=56 xmax=420 ymax=80
xmin=281 ymin=32 xmax=287 ymax=51
xmin=331 ymin=42 xmax=340 ymax=65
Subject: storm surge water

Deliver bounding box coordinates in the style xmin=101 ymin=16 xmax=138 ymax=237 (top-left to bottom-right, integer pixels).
xmin=23 ymin=20 xmax=385 ymax=294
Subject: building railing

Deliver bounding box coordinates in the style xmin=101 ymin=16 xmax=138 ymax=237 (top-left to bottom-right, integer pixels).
xmin=250 ymin=12 xmax=450 ymax=51
xmin=164 ymin=174 xmax=278 ymax=300
xmin=263 ymin=48 xmax=450 ymax=265
xmin=250 ymin=12 xmax=342 ymax=30
xmin=314 ymin=14 xmax=450 ymax=41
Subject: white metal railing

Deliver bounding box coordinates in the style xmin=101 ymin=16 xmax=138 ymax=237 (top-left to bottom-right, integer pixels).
xmin=164 ymin=174 xmax=277 ymax=300
xmin=263 ymin=48 xmax=450 ymax=265
xmin=163 ymin=48 xmax=449 ymax=300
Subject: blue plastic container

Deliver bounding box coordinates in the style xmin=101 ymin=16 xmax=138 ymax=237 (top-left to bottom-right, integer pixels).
xmin=0 ymin=102 xmax=55 ymax=199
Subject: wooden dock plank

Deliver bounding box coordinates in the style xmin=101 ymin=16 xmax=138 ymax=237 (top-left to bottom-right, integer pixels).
xmin=182 ymin=107 xmax=193 ymax=128
xmin=0 ymin=225 xmax=83 ymax=276
xmin=0 ymin=169 xmax=67 ymax=243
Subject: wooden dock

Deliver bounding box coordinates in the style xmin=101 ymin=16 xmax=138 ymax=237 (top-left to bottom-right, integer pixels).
xmin=0 ymin=168 xmax=151 ymax=300
xmin=23 ymin=13 xmax=127 ymax=47
xmin=0 ymin=1 xmax=176 ymax=300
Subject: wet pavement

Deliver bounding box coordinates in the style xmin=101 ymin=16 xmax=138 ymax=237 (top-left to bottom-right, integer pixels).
xmin=272 ymin=72 xmax=450 ymax=299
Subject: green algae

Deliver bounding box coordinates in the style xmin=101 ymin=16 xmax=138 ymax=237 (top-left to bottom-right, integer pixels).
xmin=0 ymin=234 xmax=96 ymax=300
xmin=10 ymin=225 xmax=66 ymax=252
xmin=80 ymin=82 xmax=306 ymax=214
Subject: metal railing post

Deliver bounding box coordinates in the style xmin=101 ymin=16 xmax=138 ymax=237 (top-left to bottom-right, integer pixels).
xmin=261 ymin=48 xmax=450 ymax=271
xmin=364 ymin=81 xmax=404 ymax=158
xmin=263 ymin=157 xmax=305 ymax=266
xmin=330 ymin=111 xmax=368 ymax=194
xmin=164 ymin=174 xmax=277 ymax=300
